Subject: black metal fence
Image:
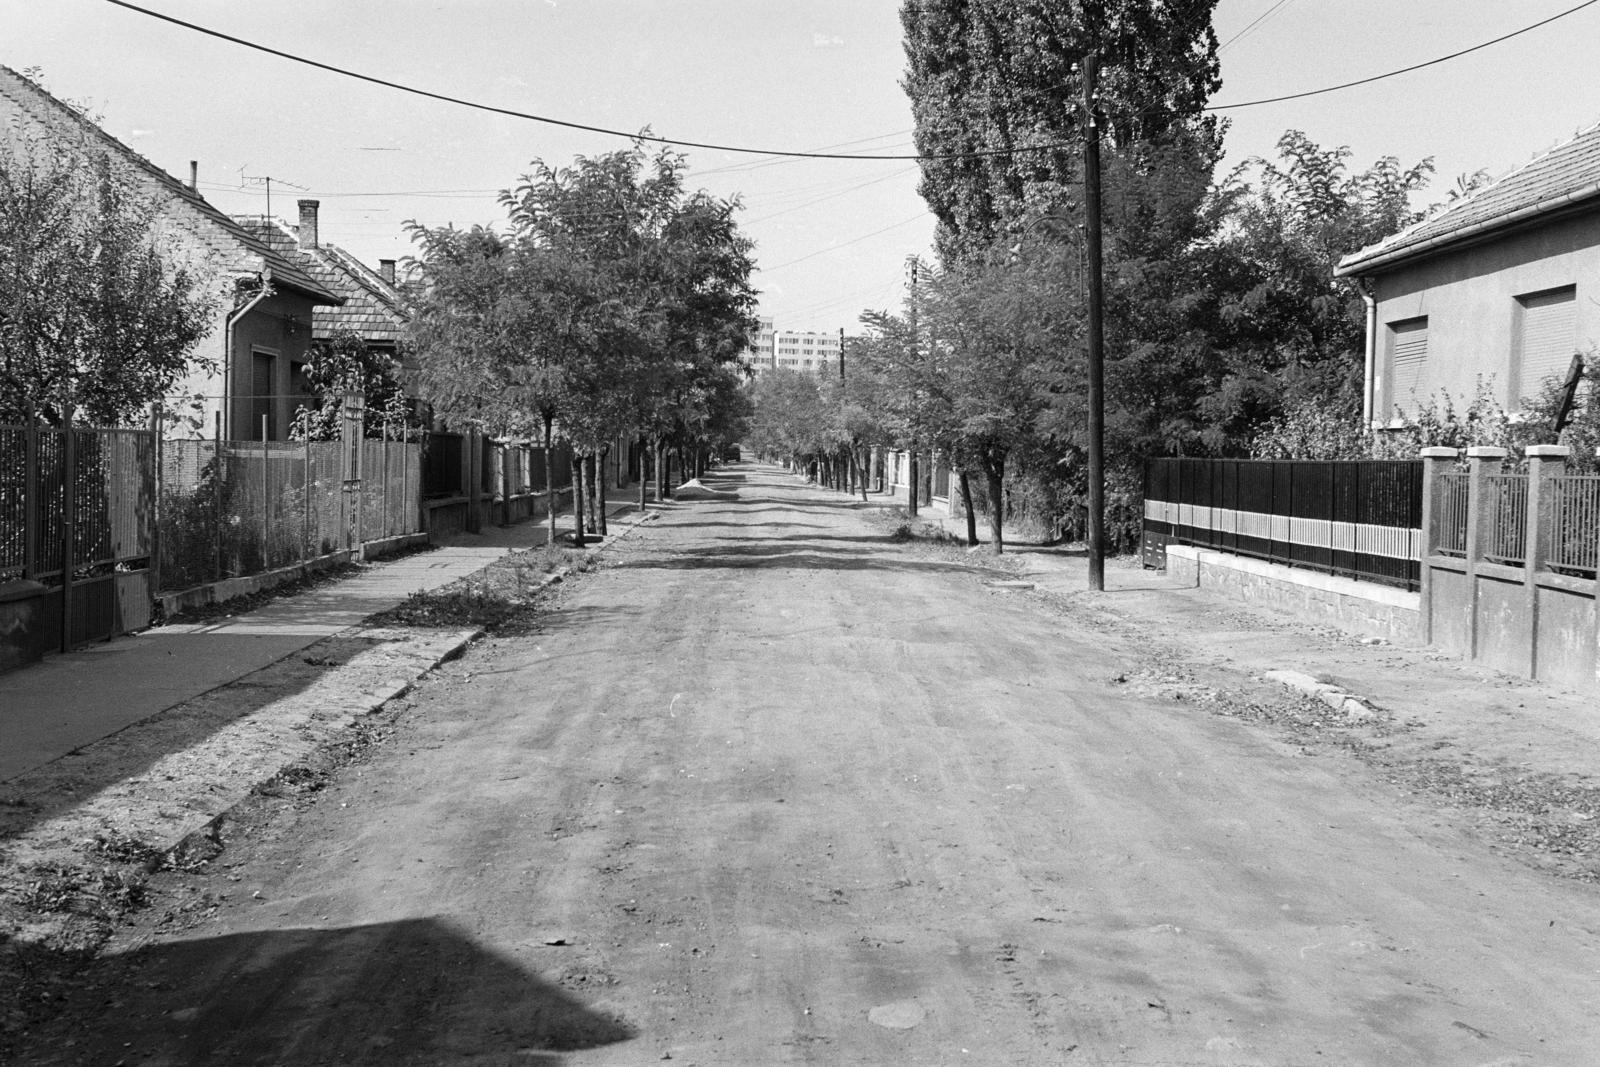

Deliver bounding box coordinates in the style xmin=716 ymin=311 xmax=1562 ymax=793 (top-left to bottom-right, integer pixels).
xmin=1 ymin=423 xmax=157 ymax=654
xmin=1143 ymin=458 xmax=1425 ymax=590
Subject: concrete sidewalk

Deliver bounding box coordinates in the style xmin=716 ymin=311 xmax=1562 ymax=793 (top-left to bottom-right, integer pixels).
xmin=0 ymin=496 xmax=645 ymax=785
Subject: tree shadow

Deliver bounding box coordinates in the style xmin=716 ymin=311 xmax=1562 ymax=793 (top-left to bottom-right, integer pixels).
xmin=6 ymin=917 xmax=635 ymax=1066
xmin=665 ymin=521 xmax=835 ymax=531
xmin=700 ymin=533 xmax=894 ymax=546
xmin=611 ymin=545 xmax=997 ymax=577
xmin=692 ymin=501 xmax=873 ymax=514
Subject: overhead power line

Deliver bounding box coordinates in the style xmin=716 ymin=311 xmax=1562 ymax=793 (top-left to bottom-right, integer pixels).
xmin=760 ymin=212 xmax=933 ymax=272
xmin=1207 ymin=0 xmax=1600 ymax=110
xmin=103 ymin=0 xmax=943 ymax=161
xmin=1216 ymin=0 xmax=1298 ymax=54
xmin=106 ymin=0 xmax=1599 ymax=159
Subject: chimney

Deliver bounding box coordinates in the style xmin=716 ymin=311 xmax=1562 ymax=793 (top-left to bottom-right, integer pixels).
xmin=297 ymin=199 xmax=320 ymax=249
xmin=379 ymin=259 xmax=396 ymax=284
xmin=188 ymin=161 xmax=198 ymax=192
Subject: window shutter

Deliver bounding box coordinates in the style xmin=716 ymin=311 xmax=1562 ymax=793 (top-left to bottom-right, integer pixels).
xmin=1390 ymin=318 xmax=1428 ymax=408
xmin=1519 ymin=287 xmax=1577 ymax=395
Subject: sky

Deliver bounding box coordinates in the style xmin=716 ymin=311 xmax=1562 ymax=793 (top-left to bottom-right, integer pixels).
xmin=4 ymin=0 xmax=1600 ymax=334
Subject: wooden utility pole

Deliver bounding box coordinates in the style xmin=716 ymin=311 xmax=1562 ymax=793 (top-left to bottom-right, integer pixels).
xmin=1082 ymin=52 xmax=1106 ymax=592
xmin=906 ymin=258 xmax=920 ymax=518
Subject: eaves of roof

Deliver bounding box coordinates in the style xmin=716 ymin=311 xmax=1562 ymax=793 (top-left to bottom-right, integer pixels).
xmin=0 ymin=64 xmax=341 ymax=306
xmin=1335 ymin=120 xmax=1600 ymax=278
xmin=1334 ymin=183 xmax=1600 ymax=278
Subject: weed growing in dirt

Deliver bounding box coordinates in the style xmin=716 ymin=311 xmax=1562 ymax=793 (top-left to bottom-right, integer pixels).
xmin=16 ymin=864 xmax=149 ymax=919
xmin=877 ymin=507 xmax=960 ymax=546
xmin=85 ymin=830 xmax=163 ymax=870
xmin=370 ymin=544 xmax=593 ymax=630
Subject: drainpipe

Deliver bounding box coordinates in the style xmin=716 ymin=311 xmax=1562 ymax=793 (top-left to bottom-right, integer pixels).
xmin=223 ymin=270 xmax=270 ymax=440
xmin=1359 ymin=277 xmax=1377 ymax=429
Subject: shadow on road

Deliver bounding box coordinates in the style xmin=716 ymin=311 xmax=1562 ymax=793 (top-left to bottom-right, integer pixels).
xmin=9 ymin=917 xmax=635 ymax=1066
xmin=666 ymin=520 xmax=837 ymax=531
xmin=613 ymin=544 xmax=994 ymax=576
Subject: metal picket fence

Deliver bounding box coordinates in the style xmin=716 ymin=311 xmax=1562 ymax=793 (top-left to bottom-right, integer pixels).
xmin=158 ymin=432 xmax=423 ymax=594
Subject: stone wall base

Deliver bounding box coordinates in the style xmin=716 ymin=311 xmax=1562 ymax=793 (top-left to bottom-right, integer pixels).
xmin=1165 ymin=545 xmax=1420 ymax=645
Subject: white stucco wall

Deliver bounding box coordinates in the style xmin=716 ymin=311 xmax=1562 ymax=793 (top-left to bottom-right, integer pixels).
xmin=1369 ymin=211 xmax=1600 ymax=423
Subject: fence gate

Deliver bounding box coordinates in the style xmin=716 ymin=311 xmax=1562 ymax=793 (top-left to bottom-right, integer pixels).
xmin=1 ymin=421 xmax=157 ymax=657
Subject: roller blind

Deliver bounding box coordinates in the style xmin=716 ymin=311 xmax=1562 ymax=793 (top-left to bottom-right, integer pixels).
xmin=1519 ymin=287 xmax=1576 ymax=395
xmin=1390 ymin=318 xmax=1428 ymax=409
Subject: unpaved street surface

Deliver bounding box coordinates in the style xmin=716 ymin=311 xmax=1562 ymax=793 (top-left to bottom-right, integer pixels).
xmin=13 ymin=464 xmax=1600 ymax=1066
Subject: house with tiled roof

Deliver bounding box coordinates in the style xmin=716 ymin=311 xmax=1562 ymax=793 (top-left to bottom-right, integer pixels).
xmin=1336 ymin=123 xmax=1600 ymax=428
xmin=235 ymin=200 xmax=411 ymax=360
xmin=0 ymin=65 xmax=344 ymax=439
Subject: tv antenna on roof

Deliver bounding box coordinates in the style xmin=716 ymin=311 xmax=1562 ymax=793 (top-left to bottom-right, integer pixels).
xmin=239 ymin=168 xmax=308 ymax=220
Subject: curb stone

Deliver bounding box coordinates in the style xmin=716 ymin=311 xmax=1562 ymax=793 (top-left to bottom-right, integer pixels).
xmin=0 ymin=625 xmax=480 ymax=872
xmin=1259 ymin=668 xmax=1377 ymax=722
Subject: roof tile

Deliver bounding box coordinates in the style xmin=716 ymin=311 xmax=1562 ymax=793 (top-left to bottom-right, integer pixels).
xmin=1338 ymin=121 xmax=1600 ymax=275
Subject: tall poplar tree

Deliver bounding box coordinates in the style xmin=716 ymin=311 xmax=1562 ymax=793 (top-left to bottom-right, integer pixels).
xmin=901 ymin=0 xmax=1222 ymax=262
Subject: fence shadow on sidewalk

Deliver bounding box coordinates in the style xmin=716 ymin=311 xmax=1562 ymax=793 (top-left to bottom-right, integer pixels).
xmin=0 ymin=634 xmax=387 ymax=841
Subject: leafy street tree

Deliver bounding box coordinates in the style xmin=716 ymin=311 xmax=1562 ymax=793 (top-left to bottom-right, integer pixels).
xmin=745 ymin=369 xmax=834 ymax=474
xmin=921 ymin=244 xmax=1075 ymax=553
xmin=404 ymin=139 xmax=756 ymax=542
xmin=0 ymin=144 xmax=214 ymax=425
xmin=634 ymin=185 xmax=760 ymax=495
xmin=1197 ymin=131 xmax=1435 ymax=450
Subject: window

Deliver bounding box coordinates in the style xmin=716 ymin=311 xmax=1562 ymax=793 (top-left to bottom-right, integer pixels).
xmin=1515 ymin=286 xmax=1577 ymax=401
xmin=1388 ymin=317 xmax=1428 ymax=414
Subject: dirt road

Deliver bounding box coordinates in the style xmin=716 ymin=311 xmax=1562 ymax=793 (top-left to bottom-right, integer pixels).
xmin=15 ymin=464 xmax=1600 ymax=1066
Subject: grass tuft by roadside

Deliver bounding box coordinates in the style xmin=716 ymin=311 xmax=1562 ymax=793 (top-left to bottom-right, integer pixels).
xmin=369 ymin=544 xmax=596 ymax=631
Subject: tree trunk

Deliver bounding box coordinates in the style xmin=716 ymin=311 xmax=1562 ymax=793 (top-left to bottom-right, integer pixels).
xmin=594 ymin=450 xmax=608 ymax=536
xmin=851 ymin=447 xmax=869 ymax=503
xmin=638 ymin=436 xmax=649 ymax=510
xmin=571 ymin=453 xmax=586 ymax=546
xmin=542 ymin=416 xmax=558 ymax=544
xmin=984 ymin=453 xmax=1005 ymax=555
xmin=655 ymin=439 xmax=668 ymax=500
xmin=907 ymin=450 xmax=919 ymax=517
xmin=959 ymin=470 xmax=978 ymax=547
xmin=582 ymin=452 xmax=595 ymax=537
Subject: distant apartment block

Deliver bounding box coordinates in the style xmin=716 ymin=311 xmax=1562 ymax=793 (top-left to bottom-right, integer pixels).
xmin=747 ymin=318 xmax=846 ymax=379
xmin=775 ymin=329 xmax=842 ymax=377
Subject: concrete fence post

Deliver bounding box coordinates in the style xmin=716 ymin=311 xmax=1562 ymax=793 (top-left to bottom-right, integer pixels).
xmin=1523 ymin=444 xmax=1570 ymax=678
xmin=1417 ymin=447 xmax=1459 ymax=645
xmin=340 ymin=391 xmax=365 ymax=558
xmin=1464 ymin=446 xmax=1507 ymax=661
